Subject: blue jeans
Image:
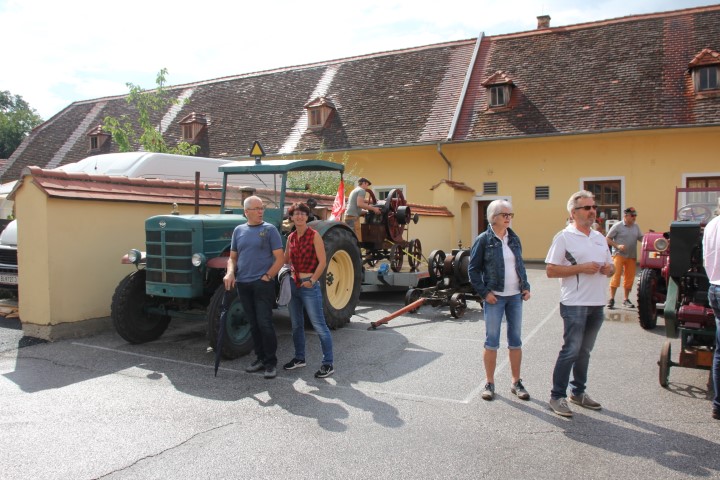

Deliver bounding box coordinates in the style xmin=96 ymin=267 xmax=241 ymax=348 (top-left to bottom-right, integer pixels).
xmin=288 ymin=281 xmax=334 ymax=365
xmin=551 ymin=304 xmax=605 ymax=399
xmin=709 ymin=285 xmax=720 ymax=413
xmin=236 ymin=279 xmax=277 ymax=367
xmin=483 ymin=294 xmax=523 ymax=350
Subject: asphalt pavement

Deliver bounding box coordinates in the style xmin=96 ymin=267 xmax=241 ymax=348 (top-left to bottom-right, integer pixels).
xmin=1 ymin=266 xmax=718 ymax=479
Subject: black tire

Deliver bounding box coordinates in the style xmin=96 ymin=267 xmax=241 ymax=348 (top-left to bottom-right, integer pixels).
xmin=659 ymin=340 xmax=671 ymax=388
xmin=450 ymin=293 xmax=467 ymax=318
xmin=111 ymin=270 xmax=170 ymax=344
xmin=206 ymin=286 xmax=253 ymax=359
xmin=405 ymin=288 xmax=423 ymax=313
xmin=637 ymin=268 xmax=659 ymax=330
xmin=322 ymin=227 xmax=362 ymax=329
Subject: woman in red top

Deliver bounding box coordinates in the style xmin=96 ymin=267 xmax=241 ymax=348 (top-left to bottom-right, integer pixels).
xmin=282 ymin=202 xmax=335 ymax=378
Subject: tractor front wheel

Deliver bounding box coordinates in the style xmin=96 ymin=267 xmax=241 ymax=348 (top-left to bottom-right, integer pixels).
xmin=111 ymin=270 xmax=170 ymax=344
xmin=637 ymin=268 xmax=659 ymax=330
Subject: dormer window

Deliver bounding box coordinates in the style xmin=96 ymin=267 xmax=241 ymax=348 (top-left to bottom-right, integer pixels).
xmin=689 ymin=48 xmax=720 ymax=94
xmin=481 ymin=71 xmax=514 ymax=110
xmin=179 ymin=112 xmax=208 ymax=142
xmin=87 ymin=125 xmax=110 ymax=151
xmin=304 ymin=97 xmax=335 ymax=129
xmin=489 ymin=86 xmax=509 ymax=107
xmin=697 ymin=66 xmax=718 ymax=91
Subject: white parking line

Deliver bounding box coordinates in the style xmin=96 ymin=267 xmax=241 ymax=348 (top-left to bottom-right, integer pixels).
xmin=74 ymin=305 xmax=558 ymax=405
xmin=462 ymin=304 xmax=559 ymax=403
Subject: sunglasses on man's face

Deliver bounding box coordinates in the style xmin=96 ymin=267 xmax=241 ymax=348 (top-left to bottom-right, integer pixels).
xmin=627 ymin=213 xmax=637 ymax=217
xmin=574 ymin=205 xmax=598 ymax=211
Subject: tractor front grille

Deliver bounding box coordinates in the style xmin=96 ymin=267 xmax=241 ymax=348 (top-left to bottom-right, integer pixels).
xmin=145 ymin=230 xmax=194 ymax=285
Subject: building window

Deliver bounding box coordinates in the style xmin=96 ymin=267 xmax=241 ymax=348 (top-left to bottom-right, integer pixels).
xmin=688 ymin=48 xmax=720 ymax=94
xmin=489 ymin=86 xmax=509 ymax=107
xmin=375 ymin=186 xmax=405 ymax=201
xmin=585 ymin=180 xmax=621 ymax=228
xmin=686 ymin=176 xmax=720 ymax=205
xmin=305 ymin=97 xmax=336 ymax=130
xmin=87 ymin=125 xmax=110 ymax=152
xmin=696 ymin=66 xmax=719 ymax=91
xmin=483 ymin=182 xmax=498 ymax=195
xmin=535 ymin=186 xmax=550 ymax=200
xmin=179 ymin=112 xmax=208 ymax=143
xmin=309 ymin=108 xmax=323 ymax=128
xmin=481 ymin=71 xmax=514 ymax=110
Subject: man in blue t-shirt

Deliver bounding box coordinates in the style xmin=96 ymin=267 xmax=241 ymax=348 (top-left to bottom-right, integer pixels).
xmin=223 ymin=195 xmax=284 ymax=379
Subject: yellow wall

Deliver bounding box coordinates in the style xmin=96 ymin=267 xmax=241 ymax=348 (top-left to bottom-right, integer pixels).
xmin=340 ymin=126 xmax=720 ymax=260
xmin=13 ymin=125 xmax=719 ymax=337
xmin=14 ymin=178 xmax=218 ymax=337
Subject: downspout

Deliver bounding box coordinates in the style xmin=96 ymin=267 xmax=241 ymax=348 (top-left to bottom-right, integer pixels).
xmin=437 ymin=32 xmax=484 ymax=181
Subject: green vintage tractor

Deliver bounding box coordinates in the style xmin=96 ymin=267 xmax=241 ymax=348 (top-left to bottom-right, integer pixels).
xmin=111 ymin=157 xmax=362 ymax=359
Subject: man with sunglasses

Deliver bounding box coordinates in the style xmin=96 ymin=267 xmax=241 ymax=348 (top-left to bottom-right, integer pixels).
xmin=606 ymin=207 xmax=644 ymax=309
xmin=545 ymin=190 xmax=614 ymax=417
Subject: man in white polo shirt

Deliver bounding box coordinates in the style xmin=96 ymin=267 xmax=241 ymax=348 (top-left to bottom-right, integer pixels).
xmin=545 ymin=190 xmax=614 ymax=417
xmin=702 ymin=197 xmax=720 ymax=421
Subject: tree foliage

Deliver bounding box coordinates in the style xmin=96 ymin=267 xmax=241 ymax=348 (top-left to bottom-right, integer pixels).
xmin=103 ymin=68 xmax=199 ymax=155
xmin=0 ymin=91 xmax=43 ymax=158
xmin=287 ymin=146 xmax=361 ymax=196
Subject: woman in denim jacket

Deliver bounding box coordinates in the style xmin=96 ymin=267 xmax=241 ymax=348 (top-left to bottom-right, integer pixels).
xmin=469 ymin=200 xmax=531 ymax=401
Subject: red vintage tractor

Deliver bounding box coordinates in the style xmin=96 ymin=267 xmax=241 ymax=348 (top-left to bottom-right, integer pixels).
xmin=636 ymin=187 xmax=718 ymax=387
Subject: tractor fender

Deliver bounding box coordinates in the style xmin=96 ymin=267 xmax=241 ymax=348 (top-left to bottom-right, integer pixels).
xmin=309 ymin=219 xmax=355 ymax=239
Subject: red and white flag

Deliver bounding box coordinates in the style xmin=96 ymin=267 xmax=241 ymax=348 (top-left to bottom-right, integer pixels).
xmin=329 ymin=181 xmax=346 ymax=221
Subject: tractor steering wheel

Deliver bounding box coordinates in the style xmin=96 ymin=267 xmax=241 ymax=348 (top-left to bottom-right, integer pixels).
xmin=677 ymin=204 xmax=713 ymax=223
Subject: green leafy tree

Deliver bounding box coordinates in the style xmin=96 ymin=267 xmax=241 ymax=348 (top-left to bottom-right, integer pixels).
xmin=103 ymin=68 xmax=199 ymax=155
xmin=287 ymin=144 xmax=360 ymax=196
xmin=0 ymin=91 xmax=43 ymax=158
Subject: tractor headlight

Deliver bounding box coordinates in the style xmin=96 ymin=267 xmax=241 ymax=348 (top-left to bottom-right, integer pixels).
xmin=191 ymin=253 xmax=206 ymax=267
xmin=128 ymin=249 xmax=142 ymax=265
xmin=654 ymin=238 xmax=669 ymax=252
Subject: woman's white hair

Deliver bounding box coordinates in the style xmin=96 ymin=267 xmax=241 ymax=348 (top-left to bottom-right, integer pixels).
xmin=487 ymin=199 xmax=513 ymax=220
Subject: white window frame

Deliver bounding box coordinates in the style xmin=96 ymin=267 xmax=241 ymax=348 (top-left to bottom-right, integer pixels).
xmin=694 ymin=65 xmax=719 ymax=92
xmin=373 ymin=185 xmax=406 ymax=201
xmin=488 ymin=85 xmax=510 ymax=107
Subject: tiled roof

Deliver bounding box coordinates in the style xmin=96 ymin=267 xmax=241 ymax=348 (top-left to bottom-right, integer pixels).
xmin=16 ymin=167 xmax=452 ymax=217
xmin=1 ymin=39 xmax=475 ymax=184
xmin=2 ymin=5 xmax=719 ymax=184
xmin=452 ymin=5 xmax=720 ymax=140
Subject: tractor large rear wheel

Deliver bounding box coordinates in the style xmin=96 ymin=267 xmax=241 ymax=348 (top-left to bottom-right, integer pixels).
xmin=207 ymin=286 xmax=253 ymax=359
xmin=111 ymin=270 xmax=170 ymax=344
xmin=322 ymin=227 xmax=362 ymax=329
xmin=637 ymin=268 xmax=659 ymax=330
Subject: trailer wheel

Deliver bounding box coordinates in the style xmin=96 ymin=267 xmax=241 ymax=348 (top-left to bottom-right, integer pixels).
xmin=405 ymin=288 xmax=423 ymax=314
xmin=450 ymin=293 xmax=467 ymax=318
xmin=322 ymin=227 xmax=362 ymax=329
xmin=637 ymin=268 xmax=659 ymax=330
xmin=111 ymin=270 xmax=170 ymax=344
xmin=207 ymin=286 xmax=253 ymax=359
xmin=658 ymin=340 xmax=672 ymax=388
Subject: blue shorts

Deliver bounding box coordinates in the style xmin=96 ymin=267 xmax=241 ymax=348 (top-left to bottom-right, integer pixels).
xmin=483 ymin=293 xmax=523 ymax=350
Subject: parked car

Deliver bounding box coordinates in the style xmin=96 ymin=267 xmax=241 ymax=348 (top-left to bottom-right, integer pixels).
xmin=0 ymin=219 xmax=18 ymax=292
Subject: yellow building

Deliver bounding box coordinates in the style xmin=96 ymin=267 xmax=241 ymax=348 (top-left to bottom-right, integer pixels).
xmin=2 ymin=5 xmax=720 ymax=336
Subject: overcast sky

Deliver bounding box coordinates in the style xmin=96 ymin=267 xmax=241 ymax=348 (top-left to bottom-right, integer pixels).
xmin=2 ymin=0 xmax=717 ymax=120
